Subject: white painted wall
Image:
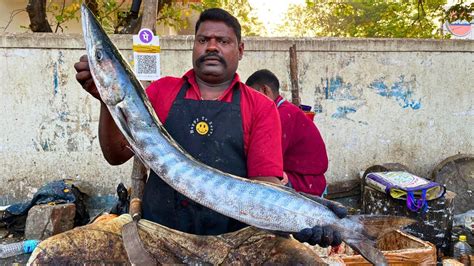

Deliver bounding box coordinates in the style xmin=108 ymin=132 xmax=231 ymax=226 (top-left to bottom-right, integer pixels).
xmin=1 ymin=34 xmax=473 ymax=202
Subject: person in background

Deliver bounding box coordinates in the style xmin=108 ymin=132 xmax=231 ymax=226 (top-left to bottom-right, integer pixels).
xmin=246 ymin=69 xmax=329 ymax=196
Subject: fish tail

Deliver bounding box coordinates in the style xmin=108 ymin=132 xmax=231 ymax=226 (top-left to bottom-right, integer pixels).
xmin=343 ymin=215 xmax=415 ymax=240
xmin=334 ymin=215 xmax=415 ymax=265
xmin=336 ymin=227 xmax=388 ymax=266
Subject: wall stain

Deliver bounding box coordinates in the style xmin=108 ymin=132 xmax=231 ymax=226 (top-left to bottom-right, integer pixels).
xmin=369 ymin=75 xmax=421 ymax=110
xmin=341 ymin=56 xmax=355 ymax=67
xmin=453 ymin=108 xmax=474 ymax=116
xmin=33 ymin=51 xmax=97 ymax=152
xmin=332 ymin=106 xmax=357 ymax=119
xmin=53 ymin=62 xmax=59 ymax=95
xmin=315 ymin=76 xmax=365 ymax=121
xmin=325 ymin=76 xmax=359 ymax=100
xmin=53 ymin=51 xmax=65 ymax=95
xmin=313 ymin=82 xmax=325 ymax=113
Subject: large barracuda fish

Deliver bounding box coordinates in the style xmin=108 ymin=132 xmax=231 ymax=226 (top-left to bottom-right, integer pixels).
xmin=81 ymin=4 xmax=412 ymax=265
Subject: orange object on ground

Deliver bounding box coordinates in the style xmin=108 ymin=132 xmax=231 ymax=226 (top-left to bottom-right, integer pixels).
xmin=92 ymin=213 xmax=118 ymax=224
xmin=304 ymin=111 xmax=315 ymax=121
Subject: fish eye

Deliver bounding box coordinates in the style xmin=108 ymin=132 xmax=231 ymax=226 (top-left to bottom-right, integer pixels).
xmin=96 ymin=49 xmax=103 ymax=61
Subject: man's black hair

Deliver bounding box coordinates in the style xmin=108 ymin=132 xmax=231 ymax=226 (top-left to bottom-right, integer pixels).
xmin=245 ymin=69 xmax=280 ymax=94
xmin=195 ymin=8 xmax=242 ymax=43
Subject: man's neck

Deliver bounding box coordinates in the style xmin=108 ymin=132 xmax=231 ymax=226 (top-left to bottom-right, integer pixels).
xmin=270 ymin=94 xmax=281 ymax=102
xmin=196 ymin=76 xmax=233 ymax=100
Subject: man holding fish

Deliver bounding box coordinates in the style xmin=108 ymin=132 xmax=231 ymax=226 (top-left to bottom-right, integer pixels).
xmin=28 ymin=7 xmax=363 ymax=265
xmin=75 ymin=7 xmax=344 ymax=243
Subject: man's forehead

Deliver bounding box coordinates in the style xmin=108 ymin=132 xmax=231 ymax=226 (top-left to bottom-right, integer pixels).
xmin=196 ymin=21 xmax=237 ymax=37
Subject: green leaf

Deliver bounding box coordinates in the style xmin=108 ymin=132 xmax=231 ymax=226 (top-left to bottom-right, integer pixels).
xmin=277 ymin=0 xmax=452 ymax=38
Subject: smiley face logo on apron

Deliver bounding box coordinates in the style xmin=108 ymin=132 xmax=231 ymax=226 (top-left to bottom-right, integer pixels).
xmin=195 ymin=121 xmax=209 ymax=135
xmin=190 ymin=116 xmax=214 ymax=136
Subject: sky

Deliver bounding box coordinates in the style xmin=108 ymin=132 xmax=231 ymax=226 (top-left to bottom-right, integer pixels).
xmin=248 ymin=0 xmax=305 ymax=35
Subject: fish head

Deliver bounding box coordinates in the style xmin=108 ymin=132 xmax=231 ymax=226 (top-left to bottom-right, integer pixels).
xmin=81 ymin=4 xmax=127 ymax=106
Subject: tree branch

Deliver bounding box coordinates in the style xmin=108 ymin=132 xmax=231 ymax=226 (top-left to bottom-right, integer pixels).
xmin=142 ymin=0 xmax=159 ymax=33
xmin=1 ymin=9 xmax=26 ymax=32
xmin=26 ymin=0 xmax=52 ymax=32
xmin=54 ymin=0 xmax=67 ymax=33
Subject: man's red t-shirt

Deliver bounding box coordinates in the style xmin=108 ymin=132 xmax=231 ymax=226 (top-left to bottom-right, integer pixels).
xmin=275 ymin=96 xmax=328 ymax=196
xmin=146 ymin=69 xmax=283 ymax=178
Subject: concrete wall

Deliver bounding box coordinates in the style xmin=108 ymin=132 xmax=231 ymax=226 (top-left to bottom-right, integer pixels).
xmin=1 ymin=33 xmax=473 ymax=203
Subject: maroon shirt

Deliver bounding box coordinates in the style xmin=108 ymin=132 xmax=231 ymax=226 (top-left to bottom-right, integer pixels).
xmin=276 ymin=96 xmax=328 ymax=196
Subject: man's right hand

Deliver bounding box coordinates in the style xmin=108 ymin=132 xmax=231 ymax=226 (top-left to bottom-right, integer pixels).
xmin=74 ymin=55 xmax=101 ymax=100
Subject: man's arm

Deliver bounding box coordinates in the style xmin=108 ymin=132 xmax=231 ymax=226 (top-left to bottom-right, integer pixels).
xmin=97 ymin=103 xmax=134 ymax=164
xmin=75 ymin=55 xmax=134 ymax=165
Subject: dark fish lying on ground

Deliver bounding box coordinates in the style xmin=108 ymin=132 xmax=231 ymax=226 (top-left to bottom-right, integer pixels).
xmin=81 ymin=4 xmax=413 ymax=265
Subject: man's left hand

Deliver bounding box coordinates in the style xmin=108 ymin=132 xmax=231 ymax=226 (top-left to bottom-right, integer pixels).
xmin=293 ymin=225 xmax=342 ymax=247
xmin=281 ymin=172 xmax=289 ymax=185
xmin=292 ymin=197 xmax=346 ymax=247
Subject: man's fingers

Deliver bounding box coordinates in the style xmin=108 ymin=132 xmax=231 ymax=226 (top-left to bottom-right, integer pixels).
xmin=319 ymin=226 xmax=334 ymax=248
xmin=329 ymin=204 xmax=348 ymax=219
xmin=293 ymin=228 xmax=312 ymax=243
xmin=74 ymin=54 xmax=90 ymax=73
xmin=79 ymin=54 xmax=88 ymax=62
xmin=331 ymin=230 xmax=342 ymax=247
xmin=324 ymin=200 xmax=348 ymax=219
xmin=294 ymin=225 xmax=342 ymax=248
xmin=74 ymin=61 xmax=90 ymax=73
xmin=74 ymin=54 xmax=100 ymax=100
xmin=76 ymin=71 xmax=92 ymax=82
xmin=83 ymin=80 xmax=101 ymax=99
xmin=308 ymin=226 xmax=322 ymax=246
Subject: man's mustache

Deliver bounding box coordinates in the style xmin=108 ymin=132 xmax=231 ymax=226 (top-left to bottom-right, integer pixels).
xmin=196 ymin=52 xmax=227 ymax=68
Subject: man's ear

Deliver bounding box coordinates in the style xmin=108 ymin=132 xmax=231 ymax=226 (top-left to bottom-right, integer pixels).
xmin=261 ymin=85 xmax=273 ymax=98
xmin=238 ymin=42 xmax=244 ymax=60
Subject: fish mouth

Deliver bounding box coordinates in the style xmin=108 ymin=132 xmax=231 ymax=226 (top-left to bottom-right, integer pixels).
xmin=81 ymin=4 xmax=95 ymax=52
xmin=81 ymin=4 xmax=128 ymax=106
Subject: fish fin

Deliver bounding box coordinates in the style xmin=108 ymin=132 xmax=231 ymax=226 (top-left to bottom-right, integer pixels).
xmin=334 ymin=225 xmax=388 ymax=266
xmin=115 ymin=106 xmax=135 ymax=143
xmin=346 ymin=215 xmax=415 ymax=240
xmin=297 ymin=192 xmax=348 ymax=218
xmin=297 ymin=191 xmax=320 ymax=201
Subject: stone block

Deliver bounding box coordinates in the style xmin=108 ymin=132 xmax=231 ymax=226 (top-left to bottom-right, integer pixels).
xmin=25 ymin=203 xmax=76 ymax=240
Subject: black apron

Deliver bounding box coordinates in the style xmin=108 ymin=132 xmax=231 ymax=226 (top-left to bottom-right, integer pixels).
xmin=142 ymin=80 xmax=248 ymax=235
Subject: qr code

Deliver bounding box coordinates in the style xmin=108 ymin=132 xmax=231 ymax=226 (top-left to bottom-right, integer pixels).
xmin=136 ymin=54 xmax=157 ymax=74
